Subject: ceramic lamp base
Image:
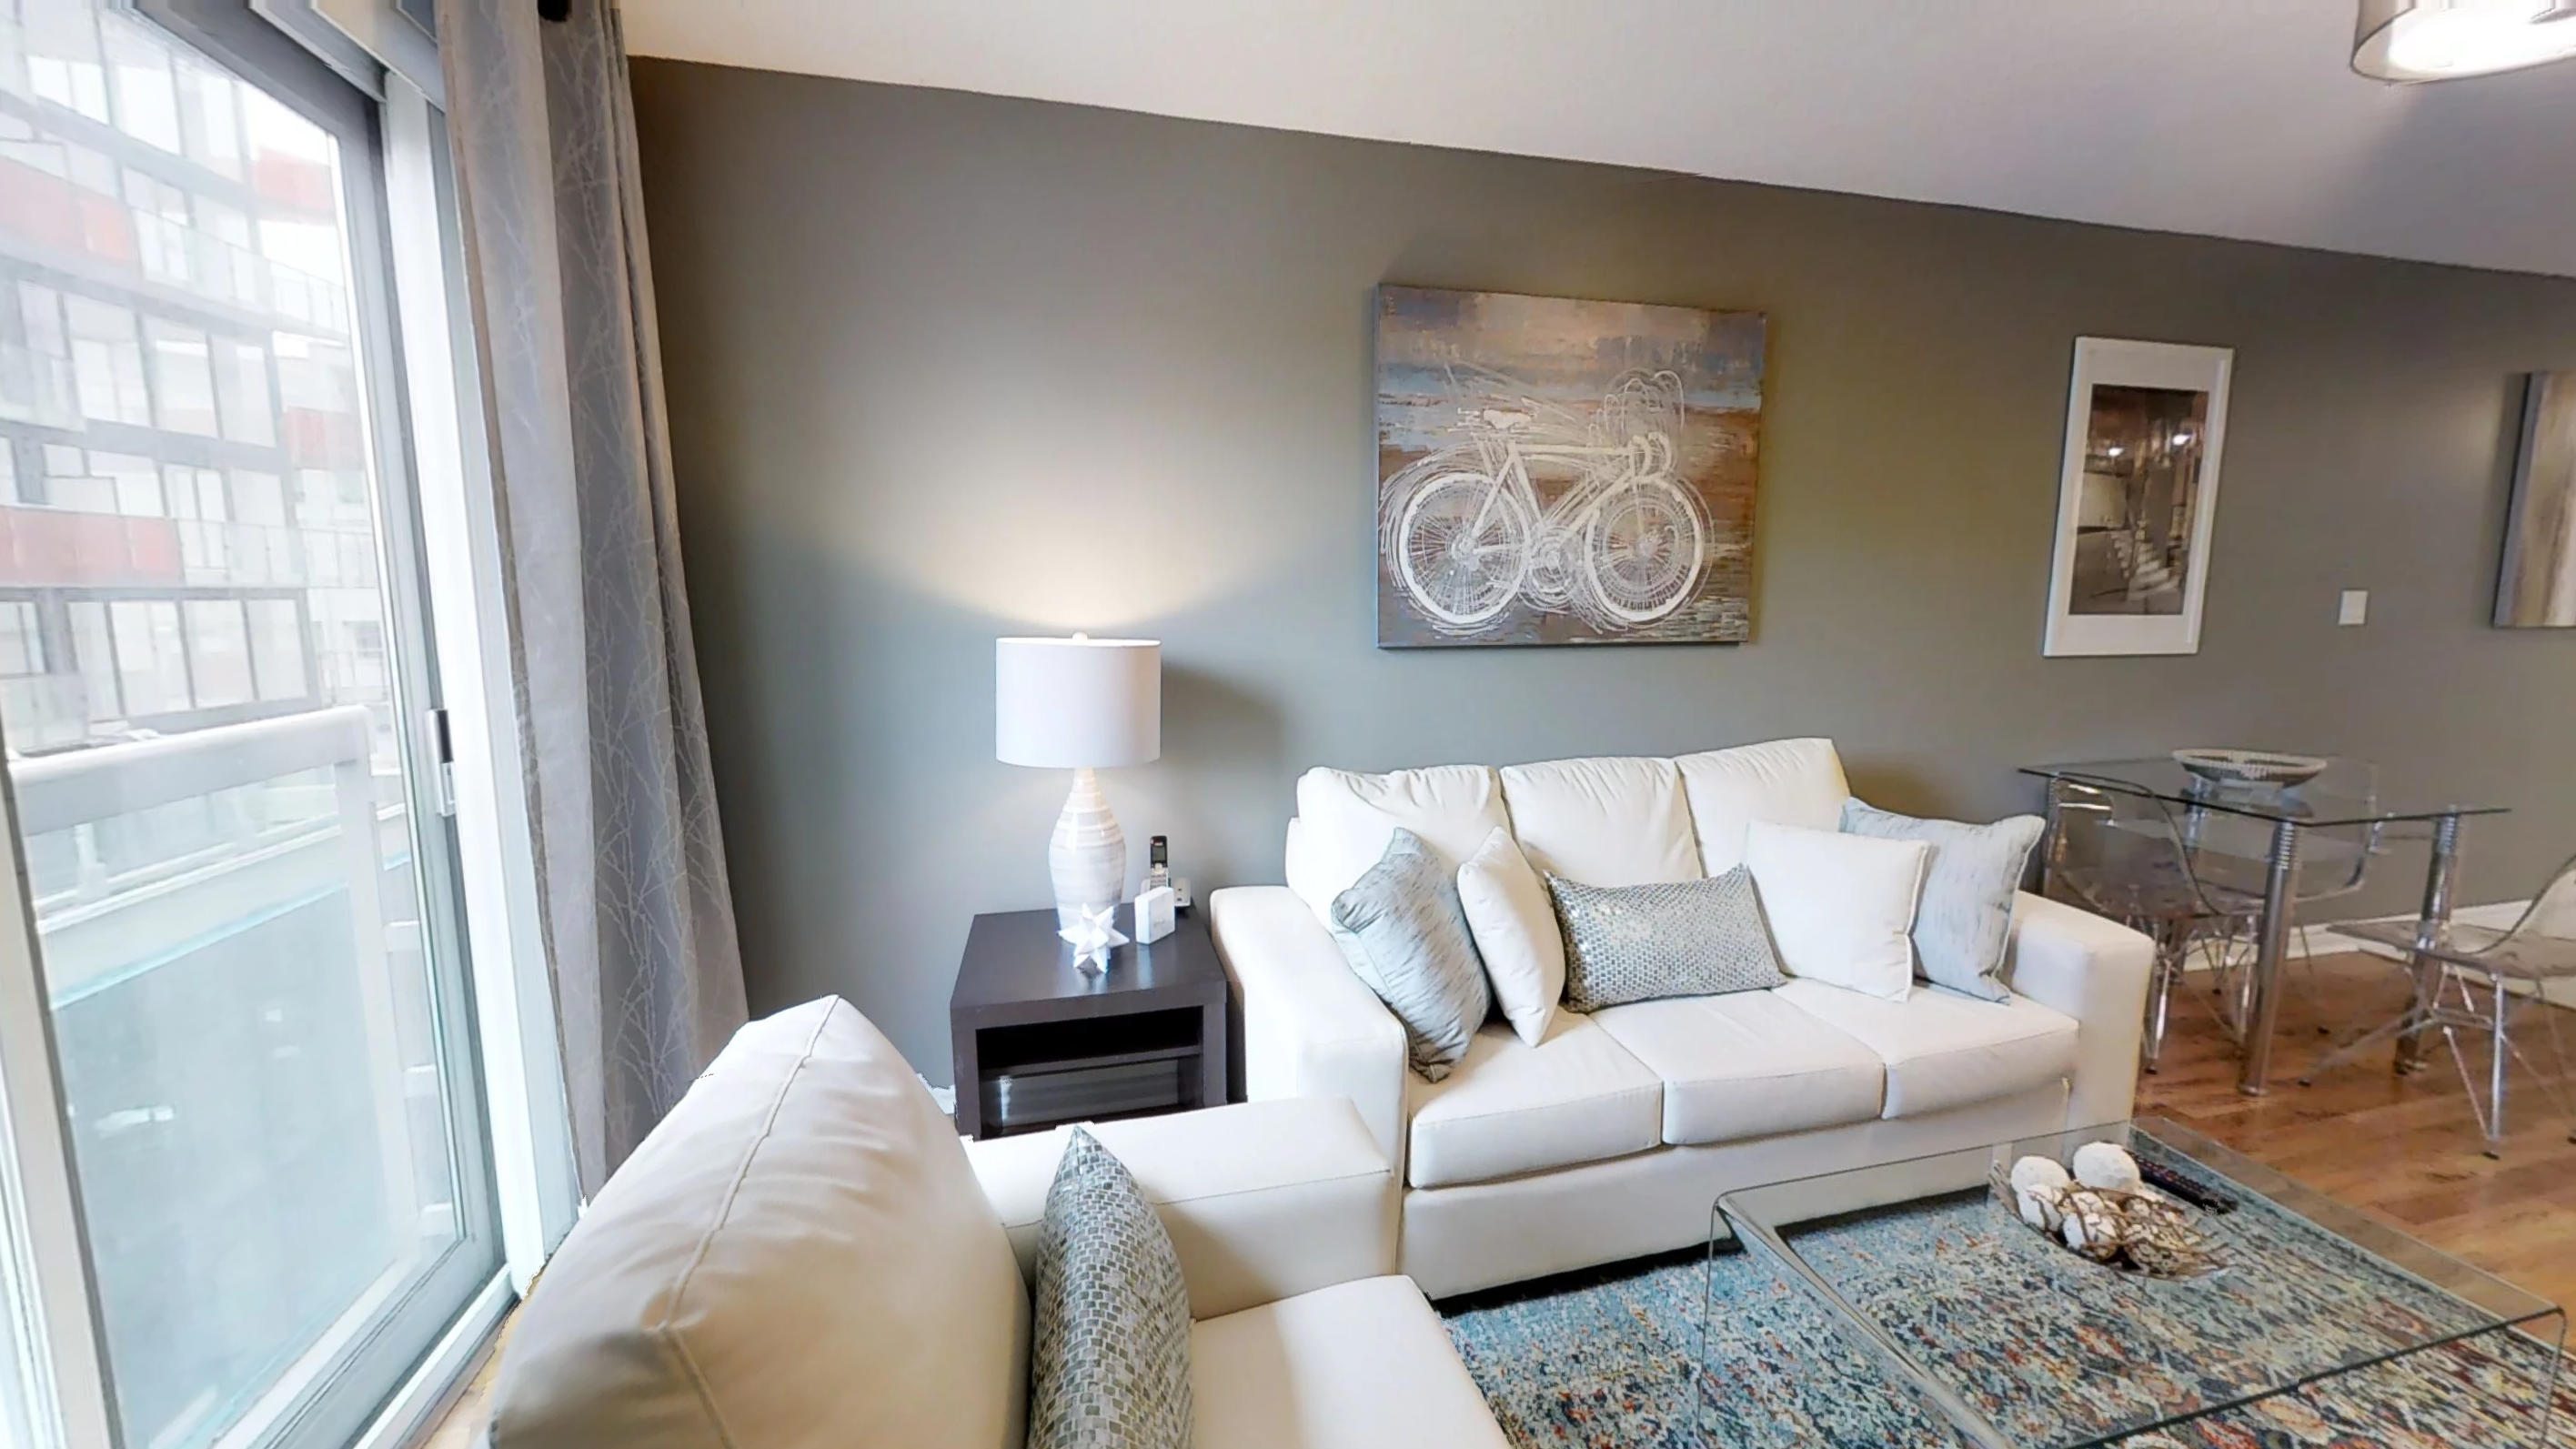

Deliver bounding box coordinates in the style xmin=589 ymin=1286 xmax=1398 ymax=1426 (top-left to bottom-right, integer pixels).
xmin=1049 ymin=767 xmax=1127 ymax=930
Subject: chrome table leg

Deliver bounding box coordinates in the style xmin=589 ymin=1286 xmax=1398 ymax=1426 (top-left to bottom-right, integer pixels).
xmin=2239 ymin=820 xmax=2303 ymax=1096
xmin=2142 ymin=928 xmax=2178 ymax=1073
xmin=2397 ymin=813 xmax=2463 ymax=1075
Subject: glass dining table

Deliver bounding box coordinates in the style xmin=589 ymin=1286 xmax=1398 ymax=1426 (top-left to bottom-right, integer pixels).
xmin=2019 ymin=758 xmax=2509 ymax=1095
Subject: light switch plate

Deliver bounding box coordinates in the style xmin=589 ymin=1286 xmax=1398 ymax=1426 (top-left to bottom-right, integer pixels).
xmin=2338 ymin=589 xmax=2369 ymax=626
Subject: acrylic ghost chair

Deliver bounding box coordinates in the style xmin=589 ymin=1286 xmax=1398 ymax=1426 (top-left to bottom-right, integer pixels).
xmin=2044 ymin=776 xmax=2263 ymax=1072
xmin=2314 ymin=850 xmax=2576 ymax=1158
xmin=2179 ymin=759 xmax=2393 ymax=1047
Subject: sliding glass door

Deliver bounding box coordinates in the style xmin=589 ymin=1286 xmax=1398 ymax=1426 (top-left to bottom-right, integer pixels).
xmin=0 ymin=2 xmax=499 ymax=1447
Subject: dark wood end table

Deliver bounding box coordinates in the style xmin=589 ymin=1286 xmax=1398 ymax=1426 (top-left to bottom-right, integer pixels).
xmin=948 ymin=907 xmax=1233 ymax=1140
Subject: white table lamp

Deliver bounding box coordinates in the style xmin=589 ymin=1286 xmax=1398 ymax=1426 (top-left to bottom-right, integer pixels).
xmin=996 ymin=634 xmax=1161 ymax=928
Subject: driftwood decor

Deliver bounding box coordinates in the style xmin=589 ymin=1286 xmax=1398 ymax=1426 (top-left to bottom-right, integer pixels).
xmin=1996 ymin=1151 xmax=2224 ymax=1280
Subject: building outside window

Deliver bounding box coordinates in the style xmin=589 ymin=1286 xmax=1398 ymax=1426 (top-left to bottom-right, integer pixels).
xmin=0 ymin=5 xmax=506 ymax=1449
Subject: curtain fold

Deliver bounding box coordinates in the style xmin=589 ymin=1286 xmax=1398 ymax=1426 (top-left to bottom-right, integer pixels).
xmin=439 ymin=0 xmax=747 ymax=1193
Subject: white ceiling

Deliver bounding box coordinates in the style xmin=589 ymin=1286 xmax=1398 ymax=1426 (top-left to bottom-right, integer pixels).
xmin=626 ymin=1 xmax=2576 ymax=278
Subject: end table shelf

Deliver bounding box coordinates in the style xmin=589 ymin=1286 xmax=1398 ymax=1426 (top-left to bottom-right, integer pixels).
xmin=948 ymin=907 xmax=1233 ymax=1140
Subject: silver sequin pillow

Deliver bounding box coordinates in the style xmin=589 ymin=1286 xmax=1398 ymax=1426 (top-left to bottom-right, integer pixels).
xmin=1546 ymin=867 xmax=1787 ymax=1011
xmin=1028 ymin=1128 xmax=1192 ymax=1449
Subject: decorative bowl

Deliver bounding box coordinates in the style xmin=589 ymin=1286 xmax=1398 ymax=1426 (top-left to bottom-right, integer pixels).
xmin=2170 ymin=748 xmax=2329 ymax=789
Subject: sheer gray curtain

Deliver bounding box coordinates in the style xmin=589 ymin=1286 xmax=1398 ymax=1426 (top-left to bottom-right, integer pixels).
xmin=438 ymin=0 xmax=746 ymax=1192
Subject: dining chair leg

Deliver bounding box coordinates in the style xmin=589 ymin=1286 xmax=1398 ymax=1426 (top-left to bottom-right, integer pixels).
xmin=2292 ymin=924 xmax=2332 ymax=1034
xmin=2538 ymin=990 xmax=2576 ymax=1145
xmin=2486 ymin=974 xmax=2510 ymax=1159
xmin=2490 ymin=979 xmax=2576 ymax=1147
xmin=2301 ymin=963 xmax=2450 ymax=1087
xmin=2434 ymin=971 xmax=2500 ymax=1157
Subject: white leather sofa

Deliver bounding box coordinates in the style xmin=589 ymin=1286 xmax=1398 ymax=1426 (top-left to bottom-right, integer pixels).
xmin=487 ymin=997 xmax=1505 ymax=1449
xmin=1212 ymin=738 xmax=2156 ymax=1299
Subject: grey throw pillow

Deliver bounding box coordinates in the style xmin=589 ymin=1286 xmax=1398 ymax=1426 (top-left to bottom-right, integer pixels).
xmin=1028 ymin=1128 xmax=1192 ymax=1449
xmin=1330 ymin=828 xmax=1493 ymax=1081
xmin=1546 ymin=867 xmax=1786 ymax=1012
xmin=1840 ymin=799 xmax=2044 ymax=1002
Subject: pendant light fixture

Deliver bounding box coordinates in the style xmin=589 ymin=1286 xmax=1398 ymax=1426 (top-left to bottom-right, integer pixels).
xmin=2354 ymin=0 xmax=2576 ymax=81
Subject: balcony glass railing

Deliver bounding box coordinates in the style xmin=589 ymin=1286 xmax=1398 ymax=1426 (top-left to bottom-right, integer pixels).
xmin=129 ymin=212 xmax=349 ymax=336
xmin=0 ymin=502 xmax=376 ymax=591
xmin=9 ymin=709 xmax=451 ymax=1449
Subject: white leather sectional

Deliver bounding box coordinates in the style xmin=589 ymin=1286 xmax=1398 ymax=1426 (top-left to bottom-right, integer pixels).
xmin=488 ymin=998 xmax=1504 ymax=1449
xmin=1212 ymin=738 xmax=2156 ymax=1298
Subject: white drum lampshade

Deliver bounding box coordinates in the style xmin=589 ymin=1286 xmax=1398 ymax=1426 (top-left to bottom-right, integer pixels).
xmin=996 ymin=636 xmax=1161 ymax=928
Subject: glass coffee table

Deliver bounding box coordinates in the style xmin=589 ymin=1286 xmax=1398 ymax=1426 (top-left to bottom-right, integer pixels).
xmin=1708 ymin=1118 xmax=2566 ymax=1448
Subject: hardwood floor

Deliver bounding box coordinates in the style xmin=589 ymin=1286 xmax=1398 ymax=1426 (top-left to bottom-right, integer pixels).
xmin=410 ymin=951 xmax=2575 ymax=1447
xmin=2137 ymin=951 xmax=2576 ymax=1308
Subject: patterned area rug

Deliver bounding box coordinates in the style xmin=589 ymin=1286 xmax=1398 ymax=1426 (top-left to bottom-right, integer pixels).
xmin=1439 ymin=1181 xmax=2574 ymax=1448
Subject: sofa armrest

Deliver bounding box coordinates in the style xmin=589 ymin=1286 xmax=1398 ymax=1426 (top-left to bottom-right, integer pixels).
xmin=1208 ymin=885 xmax=1409 ymax=1163
xmin=2003 ymin=891 xmax=2153 ymax=1130
xmin=966 ymin=1098 xmax=1397 ymax=1321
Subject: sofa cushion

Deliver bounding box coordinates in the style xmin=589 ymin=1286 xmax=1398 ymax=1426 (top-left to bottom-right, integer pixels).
xmin=1292 ymin=763 xmax=1508 ymax=916
xmin=489 ymin=998 xmax=1029 ymax=1449
xmin=1497 ymin=755 xmax=1699 ymax=886
xmin=1590 ymin=992 xmax=1886 ymax=1145
xmin=1772 ymin=977 xmax=2080 ymax=1120
xmin=1675 ymin=738 xmax=1851 ymax=874
xmin=1405 ymin=1016 xmax=1664 ymax=1188
xmin=970 ymin=1099 xmax=1395 ymax=1323
xmin=1190 ymin=1276 xmax=1509 ymax=1449
xmin=1030 ymin=1130 xmax=1192 ymax=1449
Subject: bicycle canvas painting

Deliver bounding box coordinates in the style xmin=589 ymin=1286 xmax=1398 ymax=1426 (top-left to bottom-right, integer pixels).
xmin=1374 ymin=286 xmax=1766 ymax=647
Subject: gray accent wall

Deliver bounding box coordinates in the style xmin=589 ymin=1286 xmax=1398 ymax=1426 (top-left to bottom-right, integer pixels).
xmin=630 ymin=59 xmax=2576 ymax=1082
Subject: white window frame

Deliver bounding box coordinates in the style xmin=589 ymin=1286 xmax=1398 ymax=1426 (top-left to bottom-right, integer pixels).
xmin=380 ymin=74 xmax=578 ymax=1297
xmin=0 ymin=10 xmax=577 ymax=1449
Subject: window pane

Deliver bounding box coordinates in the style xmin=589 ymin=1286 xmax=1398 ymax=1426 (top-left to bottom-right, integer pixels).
xmin=108 ymin=599 xmax=185 ymax=714
xmin=146 ymin=320 xmax=219 ymax=436
xmin=232 ymin=469 xmax=285 ymax=525
xmin=0 ymin=601 xmax=43 ymax=676
xmin=247 ymin=599 xmax=306 ymax=699
xmin=64 ymin=297 xmax=147 ymax=425
xmin=0 ymin=5 xmax=498 ymax=1449
xmin=68 ymin=600 xmax=116 ymax=724
xmin=215 ymin=337 xmax=275 ymax=444
xmin=97 ymin=451 xmax=159 ymax=516
xmin=181 ymin=599 xmax=248 ymax=707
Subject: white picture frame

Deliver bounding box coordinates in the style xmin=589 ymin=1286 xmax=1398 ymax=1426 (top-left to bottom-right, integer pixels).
xmin=2042 ymin=337 xmax=2233 ymax=657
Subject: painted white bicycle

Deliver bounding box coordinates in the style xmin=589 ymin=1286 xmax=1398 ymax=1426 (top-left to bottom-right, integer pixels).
xmin=1383 ymin=367 xmax=1708 ymax=633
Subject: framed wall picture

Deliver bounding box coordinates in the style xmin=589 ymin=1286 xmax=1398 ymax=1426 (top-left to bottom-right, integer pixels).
xmin=2493 ymin=370 xmax=2576 ymax=629
xmin=2041 ymin=337 xmax=2234 ymax=657
xmin=1374 ymin=286 xmax=1766 ymax=647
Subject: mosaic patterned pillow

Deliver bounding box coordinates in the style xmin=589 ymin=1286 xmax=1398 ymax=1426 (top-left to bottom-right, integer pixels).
xmin=1028 ymin=1128 xmax=1192 ymax=1449
xmin=1547 ymin=867 xmax=1787 ymax=1011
